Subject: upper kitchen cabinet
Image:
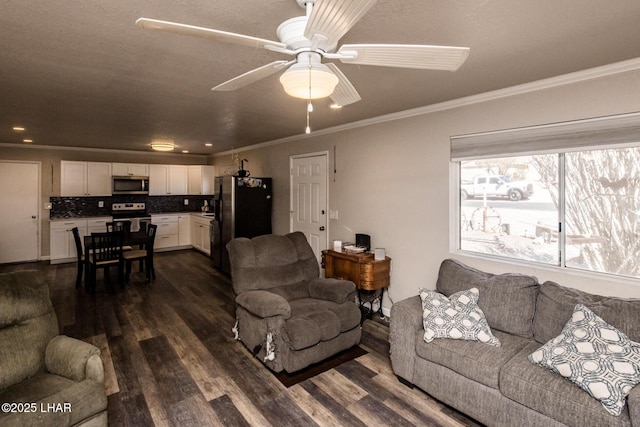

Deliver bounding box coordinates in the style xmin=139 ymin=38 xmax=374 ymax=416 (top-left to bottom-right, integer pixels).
xmin=149 ymin=164 xmax=188 ymax=195
xmin=112 ymin=163 xmax=149 ymax=177
xmin=188 ymin=165 xmax=215 ymax=195
xmin=61 ymin=161 xmax=112 ymax=196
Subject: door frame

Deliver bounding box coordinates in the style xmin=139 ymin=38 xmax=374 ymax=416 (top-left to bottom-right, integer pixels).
xmin=289 ymin=151 xmax=330 ymax=252
xmin=0 ymin=160 xmax=42 ymax=262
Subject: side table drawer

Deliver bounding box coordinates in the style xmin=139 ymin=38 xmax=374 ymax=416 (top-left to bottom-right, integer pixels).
xmin=322 ymin=249 xmax=391 ymax=290
xmin=359 ymin=261 xmax=390 ymax=290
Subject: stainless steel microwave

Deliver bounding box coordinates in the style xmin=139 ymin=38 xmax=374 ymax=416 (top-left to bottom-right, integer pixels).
xmin=112 ymin=176 xmax=149 ymax=195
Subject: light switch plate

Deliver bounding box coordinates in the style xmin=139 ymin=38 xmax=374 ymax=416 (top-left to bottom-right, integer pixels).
xmin=184 ymin=199 xmax=189 ymax=205
xmin=98 ymin=201 xmax=104 ymax=208
xmin=329 ymin=210 xmax=339 ymax=219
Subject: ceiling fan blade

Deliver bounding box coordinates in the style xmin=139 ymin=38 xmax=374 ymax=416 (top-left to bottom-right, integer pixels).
xmin=212 ymin=60 xmax=293 ymax=91
xmin=337 ymin=44 xmax=470 ymax=71
xmin=326 ymin=63 xmax=361 ymax=107
xmin=304 ymin=0 xmax=377 ymax=51
xmin=136 ymin=18 xmax=286 ymax=50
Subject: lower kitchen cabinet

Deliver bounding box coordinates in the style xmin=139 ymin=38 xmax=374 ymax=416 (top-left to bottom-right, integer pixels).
xmin=50 ymin=220 xmax=86 ymax=263
xmin=151 ymin=214 xmax=180 ymax=250
xmin=191 ymin=216 xmax=211 ymax=255
xmin=178 ymin=214 xmax=191 ymax=247
xmin=51 ymin=214 xmax=212 ymax=262
xmin=87 ymin=217 xmax=110 ymax=234
xmin=49 ymin=217 xmax=111 ymax=264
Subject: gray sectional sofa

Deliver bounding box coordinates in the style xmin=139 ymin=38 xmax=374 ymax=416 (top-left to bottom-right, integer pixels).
xmin=390 ymin=259 xmax=640 ymax=427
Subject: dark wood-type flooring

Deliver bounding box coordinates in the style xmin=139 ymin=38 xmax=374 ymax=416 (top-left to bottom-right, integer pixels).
xmin=1 ymin=250 xmax=481 ymax=426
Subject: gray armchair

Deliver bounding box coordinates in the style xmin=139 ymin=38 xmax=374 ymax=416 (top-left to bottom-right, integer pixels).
xmin=0 ymin=271 xmax=107 ymax=427
xmin=227 ymin=232 xmax=362 ymax=373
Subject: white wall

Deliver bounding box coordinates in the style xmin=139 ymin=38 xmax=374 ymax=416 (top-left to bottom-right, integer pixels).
xmin=212 ymin=67 xmax=640 ymax=312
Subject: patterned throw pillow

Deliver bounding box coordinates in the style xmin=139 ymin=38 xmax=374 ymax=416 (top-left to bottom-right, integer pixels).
xmin=419 ymin=288 xmax=501 ymax=347
xmin=529 ymin=304 xmax=640 ymax=416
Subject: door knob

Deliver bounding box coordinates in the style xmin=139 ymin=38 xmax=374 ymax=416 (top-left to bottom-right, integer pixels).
xmin=31 ymin=215 xmax=37 ymax=219
xmin=319 ymin=226 xmax=325 ymax=231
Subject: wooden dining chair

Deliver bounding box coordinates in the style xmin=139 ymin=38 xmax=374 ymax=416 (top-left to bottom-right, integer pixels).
xmin=123 ymin=224 xmax=158 ymax=283
xmin=87 ymin=231 xmax=125 ymax=293
xmin=71 ymin=227 xmax=84 ymax=289
xmin=106 ymin=220 xmax=133 ymax=251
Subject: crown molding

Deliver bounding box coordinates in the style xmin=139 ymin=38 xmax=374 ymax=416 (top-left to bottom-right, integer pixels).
xmin=214 ymin=56 xmax=640 ymax=157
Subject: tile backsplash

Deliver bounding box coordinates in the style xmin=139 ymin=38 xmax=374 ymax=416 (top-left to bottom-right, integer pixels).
xmin=50 ymin=195 xmax=214 ymax=219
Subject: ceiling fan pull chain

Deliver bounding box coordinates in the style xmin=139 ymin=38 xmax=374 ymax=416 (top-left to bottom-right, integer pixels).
xmin=306 ymin=61 xmax=313 ymax=134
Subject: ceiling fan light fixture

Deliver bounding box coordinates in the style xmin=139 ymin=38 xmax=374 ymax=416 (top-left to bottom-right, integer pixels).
xmin=150 ymin=141 xmax=175 ymax=152
xmin=279 ymin=61 xmax=338 ymax=99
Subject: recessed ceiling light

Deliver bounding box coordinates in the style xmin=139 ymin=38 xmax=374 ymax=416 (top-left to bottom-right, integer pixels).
xmin=182 ymin=150 xmax=189 ymax=153
xmin=13 ymin=126 xmax=25 ymax=131
xmin=330 ymin=103 xmax=342 ymax=109
xmin=23 ymin=139 xmax=33 ymax=143
xmin=205 ymin=143 xmax=213 ymax=147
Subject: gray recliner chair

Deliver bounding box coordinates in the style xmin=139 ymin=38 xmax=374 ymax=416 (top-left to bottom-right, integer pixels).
xmin=0 ymin=270 xmax=107 ymax=427
xmin=226 ymin=232 xmax=362 ymax=373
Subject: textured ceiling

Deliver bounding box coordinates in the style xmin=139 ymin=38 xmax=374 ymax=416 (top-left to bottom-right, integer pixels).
xmin=1 ymin=0 xmax=640 ymax=155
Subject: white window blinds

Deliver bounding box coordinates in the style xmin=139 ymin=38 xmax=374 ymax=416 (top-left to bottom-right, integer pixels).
xmin=450 ymin=112 xmax=640 ymax=161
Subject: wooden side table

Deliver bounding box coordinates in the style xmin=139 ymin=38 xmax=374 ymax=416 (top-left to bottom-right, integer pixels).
xmin=321 ymin=249 xmax=391 ymax=319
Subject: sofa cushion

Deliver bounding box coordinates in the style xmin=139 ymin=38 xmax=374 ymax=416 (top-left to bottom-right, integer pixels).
xmin=534 ymin=281 xmax=640 ymax=344
xmin=529 ymin=304 xmax=640 ymax=416
xmin=419 ymin=288 xmax=500 ymax=347
xmin=436 ymin=259 xmax=539 ymax=338
xmin=415 ymin=329 xmax=530 ymax=389
xmin=283 ymin=317 xmax=322 ymax=350
xmin=502 ymin=341 xmax=632 ymax=427
xmin=326 ymin=302 xmax=362 ymax=333
xmin=268 ymin=282 xmax=310 ymax=301
xmin=284 ymin=299 xmax=357 ymax=350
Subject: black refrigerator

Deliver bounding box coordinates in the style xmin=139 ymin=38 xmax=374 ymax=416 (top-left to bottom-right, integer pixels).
xmin=211 ymin=176 xmax=272 ymax=274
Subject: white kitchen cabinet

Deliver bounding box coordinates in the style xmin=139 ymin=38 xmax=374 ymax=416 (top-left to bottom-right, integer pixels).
xmin=149 ymin=165 xmax=188 ymax=195
xmin=148 ymin=165 xmax=168 ymax=195
xmin=87 ymin=217 xmax=111 ymax=234
xmin=61 ymin=161 xmax=112 ymax=196
xmin=178 ymin=214 xmax=191 ymax=246
xmin=112 ymin=163 xmax=149 ymax=177
xmin=191 ymin=215 xmax=212 ymax=255
xmin=50 ymin=217 xmax=112 ymax=263
xmin=152 ymin=214 xmax=180 ymax=249
xmin=50 ymin=219 xmax=87 ymax=263
xmin=187 ymin=165 xmax=215 ymax=195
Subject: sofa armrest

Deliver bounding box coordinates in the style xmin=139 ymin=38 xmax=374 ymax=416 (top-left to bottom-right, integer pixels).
xmin=236 ymin=290 xmax=291 ymax=319
xmin=308 ymin=278 xmax=356 ymax=303
xmin=389 ymin=295 xmax=424 ymax=384
xmin=629 ymin=384 xmax=640 ymax=427
xmin=45 ymin=335 xmax=104 ymax=383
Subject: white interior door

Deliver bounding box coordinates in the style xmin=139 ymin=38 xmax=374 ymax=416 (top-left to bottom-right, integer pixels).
xmin=290 ymin=153 xmax=328 ymax=263
xmin=0 ymin=162 xmax=40 ymax=263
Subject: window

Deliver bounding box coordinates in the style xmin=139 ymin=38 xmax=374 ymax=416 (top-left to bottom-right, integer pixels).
xmin=460 ymin=155 xmax=559 ymax=265
xmin=452 ymin=113 xmax=640 ymax=279
xmin=564 ymin=147 xmax=640 ymax=276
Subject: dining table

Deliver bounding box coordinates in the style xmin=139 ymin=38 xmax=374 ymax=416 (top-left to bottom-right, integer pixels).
xmin=82 ymin=230 xmax=153 ymax=289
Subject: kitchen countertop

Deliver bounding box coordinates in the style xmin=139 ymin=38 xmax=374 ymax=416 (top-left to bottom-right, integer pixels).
xmin=150 ymin=212 xmax=214 ymax=218
xmin=50 ymin=212 xmax=215 ymax=221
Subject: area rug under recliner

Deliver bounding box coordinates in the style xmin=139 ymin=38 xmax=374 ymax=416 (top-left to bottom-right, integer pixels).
xmin=274 ymin=345 xmax=367 ymax=388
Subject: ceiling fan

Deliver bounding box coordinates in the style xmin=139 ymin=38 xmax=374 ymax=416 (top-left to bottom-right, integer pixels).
xmin=136 ymin=0 xmax=470 ymax=109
